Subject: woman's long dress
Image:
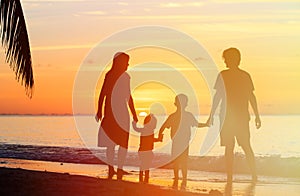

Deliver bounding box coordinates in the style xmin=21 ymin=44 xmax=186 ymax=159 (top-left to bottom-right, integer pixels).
xmin=98 ymin=71 xmax=131 ymax=149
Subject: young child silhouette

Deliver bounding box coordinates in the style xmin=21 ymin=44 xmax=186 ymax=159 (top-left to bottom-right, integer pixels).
xmin=158 ymin=94 xmax=208 ymax=190
xmin=132 ymin=114 xmax=161 ymax=183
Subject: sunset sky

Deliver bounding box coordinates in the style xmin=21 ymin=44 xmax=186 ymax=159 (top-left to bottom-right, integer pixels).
xmin=0 ymin=0 xmax=299 ymax=115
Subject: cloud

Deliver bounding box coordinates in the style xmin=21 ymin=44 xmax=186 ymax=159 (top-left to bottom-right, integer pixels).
xmin=160 ymin=2 xmax=205 ymax=8
xmin=23 ymin=0 xmax=86 ymax=2
xmin=212 ymin=0 xmax=300 ymax=2
xmin=117 ymin=2 xmax=129 ymax=6
xmin=80 ymin=11 xmax=106 ymax=15
xmin=160 ymin=2 xmax=182 ymax=8
xmin=32 ymin=44 xmax=94 ymax=51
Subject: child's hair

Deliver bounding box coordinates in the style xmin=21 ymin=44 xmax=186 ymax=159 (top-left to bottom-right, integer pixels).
xmin=144 ymin=114 xmax=157 ymax=126
xmin=175 ymin=94 xmax=188 ymax=108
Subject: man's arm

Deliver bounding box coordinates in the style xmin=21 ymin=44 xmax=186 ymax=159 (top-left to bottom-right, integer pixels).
xmin=158 ymin=118 xmax=170 ymax=141
xmin=198 ymin=122 xmax=209 ymax=128
xmin=191 ymin=114 xmax=209 ymax=128
xmin=207 ymin=90 xmax=222 ymax=125
xmin=249 ymin=92 xmax=261 ymax=129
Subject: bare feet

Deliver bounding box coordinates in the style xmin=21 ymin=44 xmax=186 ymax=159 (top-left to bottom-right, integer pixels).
xmin=117 ymin=168 xmax=123 ymax=180
xmin=107 ymin=166 xmax=116 ymax=180
xmin=180 ymin=181 xmax=187 ymax=190
xmin=172 ymin=179 xmax=178 ymax=189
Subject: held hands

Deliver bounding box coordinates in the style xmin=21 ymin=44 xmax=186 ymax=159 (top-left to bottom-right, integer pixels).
xmin=206 ymin=115 xmax=214 ymax=126
xmin=157 ymin=133 xmax=164 ymax=142
xmin=132 ymin=120 xmax=137 ymax=129
xmin=95 ymin=112 xmax=102 ymax=123
xmin=204 ymin=122 xmax=211 ymax=127
xmin=132 ymin=121 xmax=136 ymax=126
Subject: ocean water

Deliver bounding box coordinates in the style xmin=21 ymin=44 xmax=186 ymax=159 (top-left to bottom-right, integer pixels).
xmin=0 ymin=115 xmax=300 ymax=178
xmin=1 ymin=115 xmax=299 ymax=157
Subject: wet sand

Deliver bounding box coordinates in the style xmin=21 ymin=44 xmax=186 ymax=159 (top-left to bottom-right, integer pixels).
xmin=0 ymin=167 xmax=216 ymax=196
xmin=1 ymin=158 xmax=299 ymax=196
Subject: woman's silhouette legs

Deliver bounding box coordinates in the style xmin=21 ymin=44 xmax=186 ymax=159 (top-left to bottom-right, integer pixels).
xmin=106 ymin=146 xmax=115 ymax=179
xmin=105 ymin=145 xmax=127 ymax=180
xmin=117 ymin=146 xmax=127 ymax=180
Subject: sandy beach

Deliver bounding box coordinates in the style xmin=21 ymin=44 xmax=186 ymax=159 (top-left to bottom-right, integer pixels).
xmin=0 ymin=167 xmax=216 ymax=196
xmin=1 ymin=158 xmax=300 ymax=195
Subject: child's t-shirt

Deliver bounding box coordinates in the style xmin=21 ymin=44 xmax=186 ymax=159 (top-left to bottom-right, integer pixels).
xmin=163 ymin=110 xmax=198 ymax=147
xmin=132 ymin=123 xmax=155 ymax=151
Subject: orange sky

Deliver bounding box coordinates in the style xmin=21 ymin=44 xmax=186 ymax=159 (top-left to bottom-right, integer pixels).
xmin=0 ymin=0 xmax=299 ymax=115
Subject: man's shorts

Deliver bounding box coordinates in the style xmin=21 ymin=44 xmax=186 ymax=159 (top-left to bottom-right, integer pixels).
xmin=220 ymin=118 xmax=250 ymax=147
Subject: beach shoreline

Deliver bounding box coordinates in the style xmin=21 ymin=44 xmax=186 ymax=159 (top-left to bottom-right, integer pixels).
xmin=1 ymin=143 xmax=300 ymax=178
xmin=0 ymin=167 xmax=212 ymax=196
xmin=1 ymin=158 xmax=300 ymax=195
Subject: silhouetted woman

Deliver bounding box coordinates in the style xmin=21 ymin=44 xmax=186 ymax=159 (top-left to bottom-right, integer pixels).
xmin=96 ymin=52 xmax=138 ymax=180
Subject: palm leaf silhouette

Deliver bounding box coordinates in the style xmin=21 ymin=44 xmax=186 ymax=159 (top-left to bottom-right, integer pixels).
xmin=0 ymin=0 xmax=34 ymax=97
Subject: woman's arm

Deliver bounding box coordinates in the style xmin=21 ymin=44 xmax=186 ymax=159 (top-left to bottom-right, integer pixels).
xmin=129 ymin=95 xmax=138 ymax=122
xmin=95 ymin=80 xmax=107 ymax=122
xmin=132 ymin=121 xmax=143 ymax=132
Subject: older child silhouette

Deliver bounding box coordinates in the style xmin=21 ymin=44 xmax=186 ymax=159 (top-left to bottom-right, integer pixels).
xmin=158 ymin=94 xmax=208 ymax=190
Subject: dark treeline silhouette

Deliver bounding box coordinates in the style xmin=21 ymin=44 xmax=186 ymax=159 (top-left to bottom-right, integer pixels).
xmin=0 ymin=0 xmax=34 ymax=97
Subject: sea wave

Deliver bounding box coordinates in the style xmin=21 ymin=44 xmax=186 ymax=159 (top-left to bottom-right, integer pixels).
xmin=0 ymin=143 xmax=299 ymax=178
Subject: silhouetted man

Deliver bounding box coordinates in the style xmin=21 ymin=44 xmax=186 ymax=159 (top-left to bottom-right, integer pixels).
xmin=207 ymin=47 xmax=261 ymax=183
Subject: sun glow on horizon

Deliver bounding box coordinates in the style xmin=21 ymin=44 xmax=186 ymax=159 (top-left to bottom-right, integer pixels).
xmin=0 ymin=0 xmax=299 ymax=115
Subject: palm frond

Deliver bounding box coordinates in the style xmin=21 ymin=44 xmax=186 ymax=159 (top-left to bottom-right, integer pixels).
xmin=0 ymin=0 xmax=34 ymax=97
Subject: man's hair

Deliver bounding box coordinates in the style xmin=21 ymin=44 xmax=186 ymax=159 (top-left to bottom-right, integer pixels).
xmin=222 ymin=47 xmax=241 ymax=66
